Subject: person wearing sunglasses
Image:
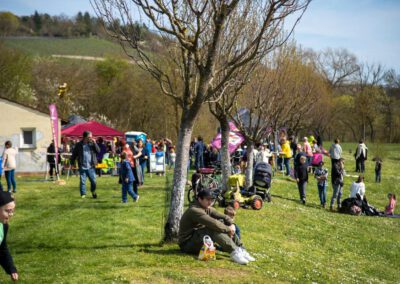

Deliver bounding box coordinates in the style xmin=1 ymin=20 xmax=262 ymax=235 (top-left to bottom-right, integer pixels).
xmin=0 ymin=191 xmax=18 ymax=281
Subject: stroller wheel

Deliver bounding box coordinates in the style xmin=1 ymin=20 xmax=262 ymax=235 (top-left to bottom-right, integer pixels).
xmin=251 ymin=196 xmax=263 ymax=210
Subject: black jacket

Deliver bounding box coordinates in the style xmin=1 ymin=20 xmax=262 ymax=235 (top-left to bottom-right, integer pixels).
xmin=70 ymin=140 xmax=100 ymax=169
xmin=295 ymin=163 xmax=308 ymax=182
xmin=0 ymin=223 xmax=17 ymax=275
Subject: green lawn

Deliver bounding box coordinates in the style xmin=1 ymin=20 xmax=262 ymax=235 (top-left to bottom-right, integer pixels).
xmin=1 ymin=142 xmax=399 ymax=283
xmin=3 ymin=37 xmax=127 ymax=58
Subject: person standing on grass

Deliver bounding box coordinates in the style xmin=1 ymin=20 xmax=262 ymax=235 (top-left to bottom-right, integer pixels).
xmin=2 ymin=141 xmax=17 ymax=193
xmin=330 ymin=158 xmax=345 ymax=211
xmin=295 ymin=156 xmax=308 ymax=204
xmin=0 ymin=191 xmax=18 ymax=281
xmin=303 ymin=137 xmax=313 ymax=168
xmin=179 ymin=189 xmax=255 ymax=265
xmin=328 ymin=138 xmax=342 ymax=167
xmin=120 ymin=152 xmax=139 ymax=203
xmin=280 ymin=138 xmax=292 ymax=176
xmin=194 ymin=136 xmax=205 ymax=170
xmin=373 ymin=157 xmax=382 ymax=183
xmin=70 ymin=131 xmax=100 ymax=199
xmin=314 ymin=161 xmax=328 ymax=208
xmin=354 ymin=139 xmax=368 ymax=173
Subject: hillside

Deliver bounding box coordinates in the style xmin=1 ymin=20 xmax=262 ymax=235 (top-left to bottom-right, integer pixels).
xmin=3 ymin=37 xmax=128 ymax=58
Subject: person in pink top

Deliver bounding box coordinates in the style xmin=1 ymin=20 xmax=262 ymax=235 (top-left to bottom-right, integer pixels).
xmin=2 ymin=141 xmax=17 ymax=193
xmin=303 ymin=137 xmax=313 ymax=167
xmin=385 ymin=193 xmax=396 ymax=215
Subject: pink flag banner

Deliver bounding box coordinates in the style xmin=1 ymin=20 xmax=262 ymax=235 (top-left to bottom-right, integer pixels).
xmin=211 ymin=122 xmax=244 ymax=154
xmin=49 ymin=104 xmax=59 ymax=165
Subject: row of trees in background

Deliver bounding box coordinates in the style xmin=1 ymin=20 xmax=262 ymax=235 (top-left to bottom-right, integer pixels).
xmin=0 ymin=10 xmax=151 ymax=39
xmin=1 ymin=37 xmax=400 ymax=144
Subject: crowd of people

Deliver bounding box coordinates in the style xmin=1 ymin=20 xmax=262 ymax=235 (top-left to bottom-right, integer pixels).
xmin=0 ymin=129 xmax=397 ymax=276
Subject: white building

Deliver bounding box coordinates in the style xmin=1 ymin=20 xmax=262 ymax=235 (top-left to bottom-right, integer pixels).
xmin=0 ymin=98 xmax=61 ymax=174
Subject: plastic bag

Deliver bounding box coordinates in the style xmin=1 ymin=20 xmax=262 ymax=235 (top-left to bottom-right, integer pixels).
xmin=198 ymin=235 xmax=216 ymax=261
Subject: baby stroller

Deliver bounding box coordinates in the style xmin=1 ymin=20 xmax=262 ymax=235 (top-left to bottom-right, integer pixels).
xmin=246 ymin=162 xmax=273 ymax=202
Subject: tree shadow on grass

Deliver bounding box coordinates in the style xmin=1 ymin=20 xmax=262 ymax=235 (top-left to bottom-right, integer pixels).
xmin=271 ymin=194 xmax=326 ymax=210
xmin=17 ymin=242 xmax=162 ymax=253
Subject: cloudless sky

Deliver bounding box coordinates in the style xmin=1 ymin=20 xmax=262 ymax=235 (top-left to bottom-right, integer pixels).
xmin=1 ymin=0 xmax=399 ymax=72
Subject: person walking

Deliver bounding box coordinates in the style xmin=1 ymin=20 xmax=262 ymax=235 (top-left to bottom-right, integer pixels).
xmin=330 ymin=158 xmax=345 ymax=211
xmin=314 ymin=161 xmax=328 ymax=208
xmin=120 ymin=152 xmax=139 ymax=203
xmin=70 ymin=131 xmax=100 ymax=199
xmin=2 ymin=141 xmax=17 ymax=193
xmin=295 ymin=156 xmax=308 ymax=204
xmin=47 ymin=140 xmax=58 ymax=180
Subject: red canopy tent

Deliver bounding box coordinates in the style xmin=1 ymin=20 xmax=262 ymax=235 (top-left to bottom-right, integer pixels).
xmin=61 ymin=121 xmax=124 ymax=141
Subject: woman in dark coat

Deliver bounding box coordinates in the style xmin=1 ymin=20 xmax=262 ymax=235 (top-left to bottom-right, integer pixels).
xmin=0 ymin=191 xmax=18 ymax=281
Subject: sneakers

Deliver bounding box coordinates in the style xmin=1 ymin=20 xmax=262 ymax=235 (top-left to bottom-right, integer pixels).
xmin=239 ymin=247 xmax=256 ymax=262
xmin=230 ymin=248 xmax=249 ymax=265
xmin=92 ymin=192 xmax=97 ymax=199
xmin=81 ymin=195 xmax=86 ymax=199
xmin=135 ymin=195 xmax=140 ymax=202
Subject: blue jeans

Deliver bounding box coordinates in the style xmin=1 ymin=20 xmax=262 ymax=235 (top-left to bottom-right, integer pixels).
xmin=317 ymin=184 xmax=327 ymax=205
xmin=79 ymin=168 xmax=96 ymax=196
xmin=375 ymin=170 xmax=381 ymax=183
xmin=297 ymin=181 xmax=307 ymax=201
xmin=140 ymin=161 xmax=146 ymax=182
xmin=195 ymin=155 xmax=204 ymax=170
xmin=5 ymin=170 xmax=16 ymax=192
xmin=122 ymin=182 xmax=138 ymax=202
xmin=330 ymin=183 xmax=342 ymax=208
xmin=235 ymin=224 xmax=241 ymax=240
xmin=284 ymin=158 xmax=291 ymax=175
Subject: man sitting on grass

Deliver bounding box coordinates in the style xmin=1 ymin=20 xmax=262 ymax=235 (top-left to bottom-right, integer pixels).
xmin=178 ymin=189 xmax=255 ymax=265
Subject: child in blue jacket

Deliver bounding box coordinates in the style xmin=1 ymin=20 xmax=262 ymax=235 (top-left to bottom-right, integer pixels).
xmin=120 ymin=152 xmax=139 ymax=203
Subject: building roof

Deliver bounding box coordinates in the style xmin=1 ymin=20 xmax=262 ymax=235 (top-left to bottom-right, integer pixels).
xmin=0 ymin=96 xmax=63 ymax=120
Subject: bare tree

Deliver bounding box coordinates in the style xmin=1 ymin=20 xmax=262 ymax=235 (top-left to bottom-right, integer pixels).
xmin=231 ymin=44 xmax=324 ymax=185
xmin=316 ymin=48 xmax=360 ymax=89
xmin=92 ymin=0 xmax=311 ymax=241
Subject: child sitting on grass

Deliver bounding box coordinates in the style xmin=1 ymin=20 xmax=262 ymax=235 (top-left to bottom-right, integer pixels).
xmin=385 ymin=193 xmax=396 ymax=215
xmin=120 ymin=152 xmax=139 ymax=203
xmin=224 ymin=206 xmax=241 ymax=239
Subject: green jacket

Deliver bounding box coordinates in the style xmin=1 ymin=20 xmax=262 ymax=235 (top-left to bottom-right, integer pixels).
xmin=178 ymin=201 xmax=233 ymax=245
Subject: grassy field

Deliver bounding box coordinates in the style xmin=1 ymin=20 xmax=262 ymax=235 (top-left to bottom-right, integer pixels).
xmin=3 ymin=37 xmax=128 ymax=58
xmin=1 ymin=142 xmax=399 ymax=283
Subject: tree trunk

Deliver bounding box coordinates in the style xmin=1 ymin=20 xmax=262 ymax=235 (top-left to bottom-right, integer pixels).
xmin=219 ymin=116 xmax=231 ymax=191
xmin=164 ymin=110 xmax=196 ymax=242
xmin=245 ymin=140 xmax=254 ymax=190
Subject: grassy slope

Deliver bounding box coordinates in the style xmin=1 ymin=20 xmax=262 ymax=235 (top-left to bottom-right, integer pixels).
xmin=0 ymin=143 xmax=399 ymax=283
xmin=2 ymin=37 xmax=127 ymax=58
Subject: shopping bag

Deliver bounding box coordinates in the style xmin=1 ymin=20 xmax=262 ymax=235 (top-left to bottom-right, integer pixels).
xmin=198 ymin=235 xmax=216 ymax=261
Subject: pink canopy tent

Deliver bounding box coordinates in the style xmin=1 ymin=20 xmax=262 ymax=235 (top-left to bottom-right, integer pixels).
xmin=61 ymin=121 xmax=124 ymax=141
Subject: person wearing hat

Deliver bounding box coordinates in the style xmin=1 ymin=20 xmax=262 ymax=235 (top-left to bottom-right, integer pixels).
xmin=178 ymin=189 xmax=255 ymax=265
xmin=0 ymin=192 xmax=18 ymax=281
xmin=314 ymin=161 xmax=329 ymax=208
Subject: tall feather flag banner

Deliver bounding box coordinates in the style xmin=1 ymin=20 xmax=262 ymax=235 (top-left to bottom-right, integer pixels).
xmin=211 ymin=122 xmax=244 ymax=154
xmin=49 ymin=104 xmax=59 ymax=165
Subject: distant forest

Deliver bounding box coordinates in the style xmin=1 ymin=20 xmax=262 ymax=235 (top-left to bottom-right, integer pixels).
xmin=0 ymin=10 xmax=150 ymax=39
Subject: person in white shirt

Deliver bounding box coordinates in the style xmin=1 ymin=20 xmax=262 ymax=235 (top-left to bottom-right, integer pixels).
xmin=350 ymin=176 xmax=366 ymax=200
xmin=256 ymin=144 xmax=272 ymax=164
xmin=2 ymin=141 xmax=17 ymax=193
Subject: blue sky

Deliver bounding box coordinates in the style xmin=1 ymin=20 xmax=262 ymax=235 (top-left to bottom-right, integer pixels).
xmin=1 ymin=0 xmax=399 ymax=72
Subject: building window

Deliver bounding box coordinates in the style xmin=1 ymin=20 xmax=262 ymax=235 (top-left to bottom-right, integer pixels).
xmin=21 ymin=128 xmax=36 ymax=149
